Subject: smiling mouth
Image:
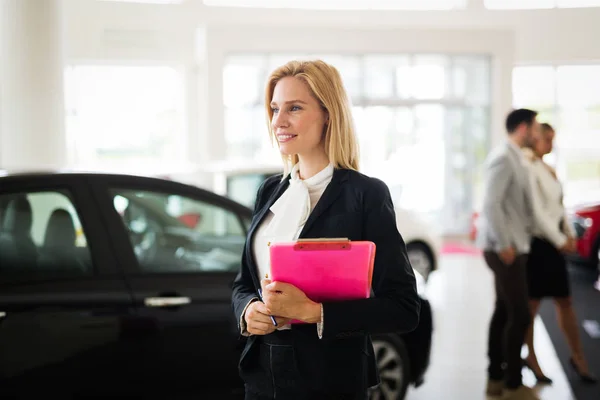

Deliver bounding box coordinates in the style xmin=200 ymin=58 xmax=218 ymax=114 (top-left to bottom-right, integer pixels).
xmin=277 ymin=134 xmax=297 ymax=142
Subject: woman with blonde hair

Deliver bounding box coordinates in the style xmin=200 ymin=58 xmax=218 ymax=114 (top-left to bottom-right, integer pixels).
xmin=231 ymin=60 xmax=420 ymax=399
xmin=522 ymin=123 xmax=597 ymax=385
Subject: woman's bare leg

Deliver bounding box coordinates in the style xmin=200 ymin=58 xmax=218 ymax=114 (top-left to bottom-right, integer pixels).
xmin=525 ymin=299 xmax=546 ymax=376
xmin=554 ymin=297 xmax=590 ymax=373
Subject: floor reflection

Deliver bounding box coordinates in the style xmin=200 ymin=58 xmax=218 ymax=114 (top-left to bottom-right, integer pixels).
xmin=407 ymin=254 xmax=575 ymax=400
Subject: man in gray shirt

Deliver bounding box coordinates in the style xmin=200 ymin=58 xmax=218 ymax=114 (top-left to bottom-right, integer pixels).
xmin=477 ymin=109 xmax=539 ymax=400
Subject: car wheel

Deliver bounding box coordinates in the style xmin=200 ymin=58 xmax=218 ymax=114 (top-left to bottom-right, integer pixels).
xmin=406 ymin=242 xmax=434 ymax=281
xmin=369 ymin=334 xmax=410 ymax=400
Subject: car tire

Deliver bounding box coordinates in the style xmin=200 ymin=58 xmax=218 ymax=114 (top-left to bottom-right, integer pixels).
xmin=369 ymin=334 xmax=410 ymax=400
xmin=406 ymin=242 xmax=434 ymax=281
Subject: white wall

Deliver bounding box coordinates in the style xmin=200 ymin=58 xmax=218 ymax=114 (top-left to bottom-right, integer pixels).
xmin=59 ymin=0 xmax=600 ymax=167
xmin=63 ymin=1 xmax=600 ymax=63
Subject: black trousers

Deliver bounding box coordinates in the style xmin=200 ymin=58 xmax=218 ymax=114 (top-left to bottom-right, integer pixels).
xmin=243 ymin=331 xmax=368 ymax=400
xmin=484 ymin=252 xmax=531 ymax=390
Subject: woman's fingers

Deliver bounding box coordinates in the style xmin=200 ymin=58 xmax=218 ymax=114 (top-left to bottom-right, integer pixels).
xmin=247 ymin=320 xmax=274 ymax=335
xmin=245 ymin=301 xmax=292 ymax=334
xmin=252 ymin=301 xmax=273 ymax=317
xmin=246 ymin=302 xmax=268 ymax=320
xmin=260 ymin=278 xmax=271 ymax=293
xmin=246 ymin=301 xmax=281 ymax=324
xmin=248 ymin=317 xmax=292 ymax=335
xmin=246 ymin=302 xmax=274 ymax=335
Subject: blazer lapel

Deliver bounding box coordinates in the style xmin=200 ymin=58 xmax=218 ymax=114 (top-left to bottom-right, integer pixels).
xmin=244 ymin=175 xmax=290 ymax=287
xmin=299 ymin=168 xmax=349 ymax=237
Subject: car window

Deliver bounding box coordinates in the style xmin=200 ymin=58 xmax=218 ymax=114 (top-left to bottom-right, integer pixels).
xmin=227 ymin=173 xmax=270 ymax=208
xmin=226 ymin=172 xmax=279 ymax=209
xmin=0 ymin=191 xmax=93 ymax=281
xmin=111 ymin=189 xmax=246 ymax=274
xmin=241 ymin=215 xmax=252 ymax=231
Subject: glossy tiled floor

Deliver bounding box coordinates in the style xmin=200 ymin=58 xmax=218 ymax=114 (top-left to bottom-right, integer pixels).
xmin=407 ymin=254 xmax=575 ymax=400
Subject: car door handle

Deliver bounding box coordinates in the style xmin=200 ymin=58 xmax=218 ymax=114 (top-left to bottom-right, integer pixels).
xmin=144 ymin=297 xmax=191 ymax=308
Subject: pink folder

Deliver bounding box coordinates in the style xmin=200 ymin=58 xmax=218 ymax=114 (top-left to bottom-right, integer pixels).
xmin=269 ymin=239 xmax=376 ymax=323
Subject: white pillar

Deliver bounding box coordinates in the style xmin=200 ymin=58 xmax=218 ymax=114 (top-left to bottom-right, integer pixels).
xmin=0 ymin=0 xmax=67 ymax=170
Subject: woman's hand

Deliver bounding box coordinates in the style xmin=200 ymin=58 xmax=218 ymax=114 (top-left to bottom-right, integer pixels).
xmin=560 ymin=237 xmax=577 ymax=254
xmin=565 ymin=237 xmax=578 ymax=253
xmin=261 ymin=279 xmax=321 ymax=323
xmin=244 ymin=301 xmax=291 ymax=335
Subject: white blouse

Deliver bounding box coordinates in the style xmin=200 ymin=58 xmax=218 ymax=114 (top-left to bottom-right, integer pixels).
xmin=241 ymin=162 xmax=333 ymax=335
xmin=525 ymin=152 xmax=575 ymax=248
xmin=253 ymin=162 xmax=334 ymax=282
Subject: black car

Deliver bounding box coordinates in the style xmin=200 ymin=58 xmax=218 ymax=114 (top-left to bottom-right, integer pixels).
xmin=0 ymin=172 xmax=432 ymax=399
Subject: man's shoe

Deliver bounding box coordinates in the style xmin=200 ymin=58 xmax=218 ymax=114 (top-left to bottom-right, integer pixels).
xmin=486 ymin=379 xmax=504 ymax=397
xmin=502 ymin=385 xmax=539 ymax=400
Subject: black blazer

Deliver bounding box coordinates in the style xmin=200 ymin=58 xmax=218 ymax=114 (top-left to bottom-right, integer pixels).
xmin=231 ymin=168 xmax=420 ymax=392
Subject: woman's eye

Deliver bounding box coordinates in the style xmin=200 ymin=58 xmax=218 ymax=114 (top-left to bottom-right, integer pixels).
xmin=290 ymin=105 xmax=301 ymax=111
xmin=271 ymin=108 xmax=279 ymax=114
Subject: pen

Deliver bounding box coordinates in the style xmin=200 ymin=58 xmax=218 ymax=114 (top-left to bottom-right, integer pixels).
xmin=257 ymin=289 xmax=278 ymax=327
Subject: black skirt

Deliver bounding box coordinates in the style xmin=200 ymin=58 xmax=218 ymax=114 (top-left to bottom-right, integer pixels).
xmin=526 ymin=237 xmax=571 ymax=299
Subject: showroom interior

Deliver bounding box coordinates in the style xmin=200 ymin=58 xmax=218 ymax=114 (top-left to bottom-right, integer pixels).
xmin=0 ymin=0 xmax=599 ymax=399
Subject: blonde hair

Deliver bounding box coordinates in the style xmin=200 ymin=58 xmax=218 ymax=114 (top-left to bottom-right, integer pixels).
xmin=540 ymin=122 xmax=555 ymax=138
xmin=526 ymin=122 xmax=555 ymax=153
xmin=265 ymin=59 xmax=359 ymax=175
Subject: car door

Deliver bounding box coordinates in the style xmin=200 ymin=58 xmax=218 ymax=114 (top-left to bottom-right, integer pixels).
xmin=0 ymin=176 xmax=135 ymax=398
xmin=91 ymin=175 xmax=248 ymax=398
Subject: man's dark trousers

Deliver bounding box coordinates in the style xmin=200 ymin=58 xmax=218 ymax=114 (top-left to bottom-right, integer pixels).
xmin=484 ymin=252 xmax=531 ymax=389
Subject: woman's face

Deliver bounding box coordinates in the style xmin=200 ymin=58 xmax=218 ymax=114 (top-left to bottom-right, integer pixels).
xmin=535 ymin=129 xmax=555 ymax=156
xmin=270 ymin=77 xmax=328 ymax=158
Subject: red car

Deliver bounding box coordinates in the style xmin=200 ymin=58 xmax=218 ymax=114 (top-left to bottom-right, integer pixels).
xmin=568 ymin=201 xmax=600 ymax=266
xmin=470 ymin=202 xmax=600 ymax=267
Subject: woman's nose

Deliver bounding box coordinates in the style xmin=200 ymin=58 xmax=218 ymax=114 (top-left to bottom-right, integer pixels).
xmin=272 ymin=112 xmax=288 ymax=129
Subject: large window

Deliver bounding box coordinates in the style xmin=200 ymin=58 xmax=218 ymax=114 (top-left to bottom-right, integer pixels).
xmin=513 ymin=65 xmax=600 ymax=206
xmin=224 ymin=54 xmax=491 ymax=233
xmin=64 ymin=65 xmax=185 ymax=171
